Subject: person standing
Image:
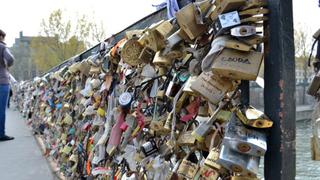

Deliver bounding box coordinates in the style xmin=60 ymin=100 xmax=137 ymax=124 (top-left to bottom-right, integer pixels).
xmin=0 ymin=29 xmax=15 ymax=141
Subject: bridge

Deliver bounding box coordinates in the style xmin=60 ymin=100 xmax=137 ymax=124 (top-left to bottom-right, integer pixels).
xmin=296 ymin=105 xmax=314 ymax=121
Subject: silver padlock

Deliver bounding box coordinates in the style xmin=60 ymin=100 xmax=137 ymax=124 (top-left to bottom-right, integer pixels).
xmin=218 ymin=145 xmax=259 ymax=177
xmin=223 ymin=113 xmax=267 ymax=156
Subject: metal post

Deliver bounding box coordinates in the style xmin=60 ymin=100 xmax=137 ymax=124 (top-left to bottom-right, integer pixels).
xmin=240 ymin=81 xmax=250 ymax=106
xmin=264 ymin=0 xmax=295 ymax=179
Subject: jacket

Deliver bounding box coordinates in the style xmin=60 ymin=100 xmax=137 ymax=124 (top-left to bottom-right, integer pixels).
xmin=0 ymin=41 xmax=14 ymax=84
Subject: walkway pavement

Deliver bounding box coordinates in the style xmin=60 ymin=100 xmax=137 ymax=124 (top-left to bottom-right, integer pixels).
xmin=0 ymin=107 xmax=55 ymax=180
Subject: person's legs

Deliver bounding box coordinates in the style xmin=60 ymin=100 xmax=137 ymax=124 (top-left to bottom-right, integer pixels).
xmin=0 ymin=84 xmax=9 ymax=138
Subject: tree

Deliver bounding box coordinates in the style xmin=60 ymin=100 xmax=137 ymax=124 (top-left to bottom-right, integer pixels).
xmin=31 ymin=9 xmax=106 ymax=72
xmin=294 ymin=25 xmax=312 ymax=105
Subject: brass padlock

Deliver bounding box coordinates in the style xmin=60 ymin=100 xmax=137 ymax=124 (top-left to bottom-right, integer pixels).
xmin=223 ymin=113 xmax=267 ymax=156
xmin=218 ymin=145 xmax=260 ymax=177
xmin=177 ymin=130 xmax=196 ymax=147
xmin=235 ymin=106 xmax=273 ymax=128
xmin=210 ymin=0 xmax=246 ymax=21
xmin=211 ymin=48 xmax=264 ymax=81
xmin=241 ymin=0 xmax=268 ymax=10
xmin=121 ymin=38 xmax=144 ymax=66
xmin=204 ymin=148 xmax=222 ymax=170
xmin=175 ymin=3 xmax=209 ymax=40
xmin=177 ymin=152 xmax=200 ymax=179
xmin=240 ymin=35 xmax=264 ymax=46
xmin=190 ymin=71 xmax=233 ymax=105
xmin=153 ymin=51 xmax=173 ymax=67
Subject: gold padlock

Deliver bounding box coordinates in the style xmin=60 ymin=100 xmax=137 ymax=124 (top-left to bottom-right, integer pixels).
xmin=153 ymin=51 xmax=173 ymax=67
xmin=190 ymin=71 xmax=234 ymax=105
xmin=177 ymin=152 xmax=200 ymax=179
xmin=121 ymin=38 xmax=144 ymax=66
xmin=241 ymin=0 xmax=268 ymax=10
xmin=177 ymin=130 xmax=196 ymax=146
xmin=204 ymin=148 xmax=222 ymax=170
xmin=210 ymin=0 xmax=246 ymax=21
xmin=241 ymin=35 xmax=265 ymax=46
xmin=235 ymin=106 xmax=273 ymax=128
xmin=211 ymin=48 xmax=264 ymax=81
xmin=175 ymin=3 xmax=210 ymax=40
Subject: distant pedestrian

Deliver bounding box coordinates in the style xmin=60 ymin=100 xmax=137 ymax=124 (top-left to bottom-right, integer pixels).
xmin=0 ymin=29 xmax=15 ymax=141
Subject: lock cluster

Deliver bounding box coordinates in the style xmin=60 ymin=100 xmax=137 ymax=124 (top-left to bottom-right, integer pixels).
xmin=15 ymin=0 xmax=273 ymax=179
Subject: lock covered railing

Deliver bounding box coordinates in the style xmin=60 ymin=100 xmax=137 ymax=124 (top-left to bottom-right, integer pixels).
xmin=14 ymin=0 xmax=296 ymax=179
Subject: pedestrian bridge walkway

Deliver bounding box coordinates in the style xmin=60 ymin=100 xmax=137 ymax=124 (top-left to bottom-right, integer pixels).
xmin=0 ymin=108 xmax=55 ymax=180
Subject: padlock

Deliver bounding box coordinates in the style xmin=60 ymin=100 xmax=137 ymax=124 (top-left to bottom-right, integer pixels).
xmin=235 ymin=106 xmax=273 ymax=128
xmin=223 ymin=112 xmax=267 ymax=156
xmin=138 ymin=47 xmax=155 ymax=63
xmin=138 ymin=20 xmax=173 ymax=52
xmin=204 ymin=148 xmax=222 ymax=171
xmin=121 ymin=38 xmax=144 ymax=66
xmin=239 ymin=8 xmax=269 ymax=16
xmin=194 ymin=0 xmax=213 ymax=24
xmin=175 ymin=3 xmax=209 ymax=40
xmin=240 ymin=35 xmax=264 ymax=46
xmin=182 ymin=76 xmax=198 ymax=96
xmin=190 ymin=71 xmax=233 ymax=105
xmin=212 ymin=11 xmax=241 ymax=35
xmin=210 ymin=0 xmax=246 ymax=21
xmin=241 ymin=0 xmax=268 ymax=10
xmin=119 ymin=92 xmax=133 ymax=110
xmin=218 ymin=145 xmax=260 ymax=177
xmin=231 ymin=25 xmax=257 ymax=37
xmin=141 ymin=140 xmax=158 ymax=157
xmin=125 ymin=29 xmax=144 ymax=39
xmin=177 ymin=131 xmax=196 ymax=147
xmin=240 ymin=16 xmax=268 ymax=23
xmin=153 ymin=51 xmax=173 ymax=67
xmin=177 ymin=152 xmax=200 ymax=179
xmin=198 ymin=164 xmax=220 ymax=180
xmin=211 ymin=48 xmax=264 ymax=80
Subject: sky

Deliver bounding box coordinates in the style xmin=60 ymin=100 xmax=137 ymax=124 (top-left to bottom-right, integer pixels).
xmin=0 ymin=0 xmax=319 ymax=46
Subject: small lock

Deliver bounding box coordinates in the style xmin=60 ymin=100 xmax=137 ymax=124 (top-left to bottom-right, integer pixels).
xmin=223 ymin=113 xmax=267 ymax=156
xmin=177 ymin=152 xmax=200 ymax=179
xmin=235 ymin=106 xmax=273 ymax=128
xmin=177 ymin=131 xmax=196 ymax=146
xmin=204 ymin=148 xmax=222 ymax=171
xmin=141 ymin=140 xmax=158 ymax=157
xmin=119 ymin=92 xmax=133 ymax=110
xmin=218 ymin=145 xmax=260 ymax=177
xmin=199 ymin=164 xmax=220 ymax=180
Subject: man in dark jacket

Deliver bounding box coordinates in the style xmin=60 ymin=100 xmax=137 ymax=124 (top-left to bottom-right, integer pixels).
xmin=0 ymin=29 xmax=15 ymax=141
